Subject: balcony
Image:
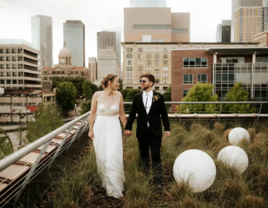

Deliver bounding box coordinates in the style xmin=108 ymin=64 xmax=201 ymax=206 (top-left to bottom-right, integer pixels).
xmin=27 ymin=97 xmax=42 ymax=103
xmin=12 ymin=97 xmax=27 ymax=103
xmin=0 ymin=97 xmax=11 ymax=103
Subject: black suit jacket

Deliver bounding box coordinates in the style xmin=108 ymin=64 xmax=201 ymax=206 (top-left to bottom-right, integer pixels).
xmin=125 ymin=91 xmax=170 ymax=138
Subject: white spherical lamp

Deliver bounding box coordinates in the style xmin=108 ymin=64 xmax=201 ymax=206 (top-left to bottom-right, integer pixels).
xmin=173 ymin=149 xmax=216 ymax=193
xmin=228 ymin=127 xmax=250 ymax=145
xmin=217 ymin=146 xmax=249 ymax=174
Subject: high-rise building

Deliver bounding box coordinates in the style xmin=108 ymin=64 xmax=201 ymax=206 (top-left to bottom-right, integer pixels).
xmin=130 ymin=0 xmax=166 ymax=7
xmin=63 ymin=20 xmax=85 ymax=67
xmin=216 ymin=20 xmax=231 ymax=42
xmin=31 ymin=15 xmax=53 ymax=67
xmin=124 ymin=8 xmax=190 ymax=42
xmin=88 ymin=57 xmax=97 ymax=82
xmin=97 ymin=31 xmax=121 ymax=64
xmin=231 ymin=0 xmax=263 ymax=42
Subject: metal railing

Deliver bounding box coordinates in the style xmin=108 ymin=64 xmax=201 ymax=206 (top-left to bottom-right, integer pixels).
xmin=0 ymin=112 xmax=90 ymax=207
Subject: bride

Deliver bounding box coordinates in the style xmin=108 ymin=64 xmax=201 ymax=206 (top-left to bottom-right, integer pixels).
xmin=88 ymin=74 xmax=126 ymax=198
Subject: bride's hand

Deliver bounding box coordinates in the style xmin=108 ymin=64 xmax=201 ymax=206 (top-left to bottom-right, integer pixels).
xmin=88 ymin=130 xmax=94 ymax=140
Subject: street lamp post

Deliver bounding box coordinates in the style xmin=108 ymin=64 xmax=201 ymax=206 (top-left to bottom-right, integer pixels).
xmin=74 ymin=104 xmax=77 ymax=117
xmin=18 ymin=107 xmax=25 ymax=149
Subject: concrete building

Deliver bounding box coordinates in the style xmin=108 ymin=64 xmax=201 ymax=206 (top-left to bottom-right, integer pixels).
xmin=124 ymin=8 xmax=190 ymax=42
xmin=0 ymin=40 xmax=41 ymax=90
xmin=171 ymin=42 xmax=268 ymax=101
xmin=216 ymin=20 xmax=231 ymax=42
xmin=0 ymin=40 xmax=55 ymax=123
xmin=130 ymin=0 xmax=166 ymax=7
xmin=31 ymin=15 xmax=53 ymax=67
xmin=253 ymin=31 xmax=268 ymax=46
xmin=122 ymin=42 xmax=173 ymax=93
xmin=42 ymin=43 xmax=89 ymax=80
xmin=97 ymin=31 xmax=121 ymax=65
xmin=88 ymin=57 xmax=97 ymax=83
xmin=63 ymin=20 xmax=85 ymax=67
xmin=97 ymin=48 xmax=119 ymax=82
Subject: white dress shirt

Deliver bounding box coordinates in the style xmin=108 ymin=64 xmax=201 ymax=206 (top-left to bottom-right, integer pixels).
xmin=143 ymin=90 xmax=153 ymax=114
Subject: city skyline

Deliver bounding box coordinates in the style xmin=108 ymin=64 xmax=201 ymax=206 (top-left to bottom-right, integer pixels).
xmin=0 ymin=0 xmax=231 ymax=66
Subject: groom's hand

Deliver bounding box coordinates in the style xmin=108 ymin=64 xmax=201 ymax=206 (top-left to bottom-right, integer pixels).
xmin=124 ymin=130 xmax=132 ymax=137
xmin=165 ymin=131 xmax=171 ymax=137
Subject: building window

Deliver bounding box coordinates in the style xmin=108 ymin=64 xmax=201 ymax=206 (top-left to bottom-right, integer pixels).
xmin=138 ymin=54 xmax=143 ymax=59
xmin=0 ymin=64 xmax=4 ymax=69
xmin=183 ymin=90 xmax=188 ymax=97
xmin=163 ymin=86 xmax=168 ymax=91
xmin=127 ymin=67 xmax=133 ymax=71
xmin=155 ymin=54 xmax=160 ymax=59
xmin=163 ymin=60 xmax=168 ymax=65
xmin=127 ymin=60 xmax=132 ymax=65
xmin=52 ymin=71 xmax=56 ymax=74
xmin=0 ymin=57 xmax=4 ymax=61
xmin=146 ymin=60 xmax=151 ymax=65
xmin=183 ymin=58 xmax=207 ymax=68
xmin=163 ymin=73 xmax=168 ymax=77
xmin=163 ymin=67 xmax=168 ymax=71
xmin=197 ymin=74 xmax=207 ymax=83
xmin=75 ymin=71 xmax=78 ymax=74
xmin=155 ymin=47 xmax=160 ymax=52
xmin=163 ymin=54 xmax=168 ymax=58
xmin=126 ymin=54 xmax=133 ymax=58
xmin=0 ymin=49 xmax=4 ymax=53
xmin=138 ymin=48 xmax=143 ymax=52
xmin=126 ymin=48 xmax=133 ymax=52
xmin=44 ymin=71 xmax=47 ymax=74
xmin=61 ymin=71 xmax=65 ymax=74
xmin=183 ymin=74 xmax=193 ymax=84
xmin=155 ymin=60 xmax=160 ymax=65
xmin=155 ymin=67 xmax=160 ymax=71
xmin=138 ymin=60 xmax=143 ymax=65
xmin=163 ymin=79 xmax=168 ymax=83
xmin=163 ymin=48 xmax=168 ymax=52
xmin=127 ymin=73 xmax=132 ymax=78
xmin=138 ymin=66 xmax=143 ymax=71
xmin=155 ymin=79 xmax=160 ymax=83
xmin=155 ymin=73 xmax=159 ymax=77
xmin=155 ymin=87 xmax=159 ymax=91
xmin=127 ymin=79 xmax=132 ymax=83
xmin=146 ymin=67 xmax=151 ymax=71
xmin=12 ymin=49 xmax=16 ymax=53
xmin=146 ymin=47 xmax=152 ymax=52
xmin=146 ymin=54 xmax=151 ymax=59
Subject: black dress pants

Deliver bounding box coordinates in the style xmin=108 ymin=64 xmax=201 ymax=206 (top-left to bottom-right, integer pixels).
xmin=137 ymin=128 xmax=163 ymax=185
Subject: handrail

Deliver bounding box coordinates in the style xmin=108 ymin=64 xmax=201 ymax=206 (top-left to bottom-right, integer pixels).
xmin=0 ymin=112 xmax=90 ymax=172
xmin=124 ymin=101 xmax=268 ymax=104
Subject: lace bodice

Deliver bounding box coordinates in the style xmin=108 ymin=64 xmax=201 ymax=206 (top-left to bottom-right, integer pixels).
xmin=96 ymin=91 xmax=121 ymax=116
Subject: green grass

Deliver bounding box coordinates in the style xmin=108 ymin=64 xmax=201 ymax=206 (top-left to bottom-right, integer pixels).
xmin=34 ymin=120 xmax=268 ymax=207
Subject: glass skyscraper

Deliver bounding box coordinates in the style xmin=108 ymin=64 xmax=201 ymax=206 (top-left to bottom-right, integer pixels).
xmin=31 ymin=15 xmax=53 ymax=67
xmin=63 ymin=20 xmax=85 ymax=67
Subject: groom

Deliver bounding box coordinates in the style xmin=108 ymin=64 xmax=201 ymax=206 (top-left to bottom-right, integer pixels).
xmin=124 ymin=73 xmax=170 ymax=186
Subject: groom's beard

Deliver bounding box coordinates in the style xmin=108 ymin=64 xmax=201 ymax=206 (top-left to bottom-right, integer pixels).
xmin=142 ymin=85 xmax=150 ymax=91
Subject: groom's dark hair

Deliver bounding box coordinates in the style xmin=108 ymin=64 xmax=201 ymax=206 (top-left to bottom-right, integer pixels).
xmin=140 ymin=73 xmax=155 ymax=86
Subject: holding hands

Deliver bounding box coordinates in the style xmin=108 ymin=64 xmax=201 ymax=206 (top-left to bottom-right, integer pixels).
xmin=124 ymin=130 xmax=133 ymax=137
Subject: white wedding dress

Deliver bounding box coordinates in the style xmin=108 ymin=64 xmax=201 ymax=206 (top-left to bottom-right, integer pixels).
xmin=93 ymin=91 xmax=125 ymax=198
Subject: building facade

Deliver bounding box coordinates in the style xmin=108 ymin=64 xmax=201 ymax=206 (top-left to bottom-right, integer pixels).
xmin=122 ymin=42 xmax=173 ymax=93
xmin=216 ymin=20 xmax=231 ymax=42
xmin=97 ymin=48 xmax=119 ymax=82
xmin=88 ymin=57 xmax=97 ymax=82
xmin=253 ymin=31 xmax=268 ymax=46
xmin=31 ymin=15 xmax=53 ymax=67
xmin=171 ymin=43 xmax=268 ymax=101
xmin=42 ymin=43 xmax=89 ymax=80
xmin=0 ymin=40 xmax=41 ymax=90
xmin=63 ymin=20 xmax=85 ymax=67
xmin=124 ymin=8 xmax=190 ymax=42
xmin=130 ymin=0 xmax=166 ymax=7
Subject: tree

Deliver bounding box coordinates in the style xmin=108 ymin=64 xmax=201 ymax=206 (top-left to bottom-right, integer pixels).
xmin=56 ymin=82 xmax=77 ymax=116
xmin=82 ymin=80 xmax=93 ymax=101
xmin=0 ymin=129 xmax=13 ymax=159
xmin=26 ymin=104 xmax=64 ymax=143
xmin=178 ymin=83 xmax=218 ymax=113
xmin=163 ymin=86 xmax=171 ymax=101
xmin=224 ymin=82 xmax=254 ymax=113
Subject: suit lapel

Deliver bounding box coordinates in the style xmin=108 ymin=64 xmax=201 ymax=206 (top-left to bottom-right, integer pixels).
xmin=138 ymin=93 xmax=147 ymax=114
xmin=148 ymin=91 xmax=157 ymax=114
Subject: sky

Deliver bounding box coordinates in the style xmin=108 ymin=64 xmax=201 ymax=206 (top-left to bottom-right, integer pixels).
xmin=0 ymin=0 xmax=232 ymax=66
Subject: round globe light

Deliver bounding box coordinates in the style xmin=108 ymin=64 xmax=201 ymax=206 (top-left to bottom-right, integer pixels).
xmin=228 ymin=127 xmax=250 ymax=145
xmin=217 ymin=146 xmax=249 ymax=174
xmin=173 ymin=149 xmax=216 ymax=193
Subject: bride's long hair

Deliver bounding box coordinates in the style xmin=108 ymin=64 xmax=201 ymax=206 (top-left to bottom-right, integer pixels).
xmin=101 ymin=74 xmax=117 ymax=89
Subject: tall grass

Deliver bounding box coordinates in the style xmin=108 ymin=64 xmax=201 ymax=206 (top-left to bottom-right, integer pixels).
xmin=35 ymin=120 xmax=268 ymax=207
